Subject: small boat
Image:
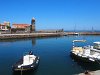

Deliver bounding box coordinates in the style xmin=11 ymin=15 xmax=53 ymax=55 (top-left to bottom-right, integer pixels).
xmin=70 ymin=40 xmax=100 ymax=63
xmin=73 ymin=32 xmax=79 ymax=36
xmin=12 ymin=51 xmax=39 ymax=72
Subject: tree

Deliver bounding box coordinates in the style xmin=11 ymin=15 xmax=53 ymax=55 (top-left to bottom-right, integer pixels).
xmin=6 ymin=26 xmax=11 ymax=33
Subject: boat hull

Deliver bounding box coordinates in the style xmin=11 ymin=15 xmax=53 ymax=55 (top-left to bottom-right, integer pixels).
xmin=12 ymin=56 xmax=39 ymax=72
xmin=70 ymin=52 xmax=95 ymax=63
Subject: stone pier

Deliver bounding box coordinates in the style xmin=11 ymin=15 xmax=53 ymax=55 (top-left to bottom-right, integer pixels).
xmin=0 ymin=33 xmax=61 ymax=40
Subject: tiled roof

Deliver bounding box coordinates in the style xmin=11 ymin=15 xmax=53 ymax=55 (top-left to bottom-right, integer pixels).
xmin=13 ymin=24 xmax=30 ymax=26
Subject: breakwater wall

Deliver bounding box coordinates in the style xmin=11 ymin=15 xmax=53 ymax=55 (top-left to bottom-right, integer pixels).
xmin=0 ymin=32 xmax=100 ymax=40
xmin=0 ymin=33 xmax=61 ymax=40
xmin=65 ymin=32 xmax=100 ymax=35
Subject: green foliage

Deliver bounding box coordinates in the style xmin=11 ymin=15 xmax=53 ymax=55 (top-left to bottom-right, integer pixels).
xmin=6 ymin=26 xmax=11 ymax=29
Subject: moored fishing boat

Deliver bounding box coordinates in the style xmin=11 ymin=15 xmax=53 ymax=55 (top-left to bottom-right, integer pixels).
xmin=70 ymin=40 xmax=100 ymax=63
xmin=12 ymin=51 xmax=39 ymax=72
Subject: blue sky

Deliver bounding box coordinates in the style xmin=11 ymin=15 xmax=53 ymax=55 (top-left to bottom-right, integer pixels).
xmin=0 ymin=0 xmax=100 ymax=30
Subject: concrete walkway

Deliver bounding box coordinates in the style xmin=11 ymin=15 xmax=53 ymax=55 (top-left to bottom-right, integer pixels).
xmin=78 ymin=70 xmax=100 ymax=75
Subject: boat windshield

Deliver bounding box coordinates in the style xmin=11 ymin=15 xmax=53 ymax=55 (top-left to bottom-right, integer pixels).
xmin=93 ymin=42 xmax=100 ymax=50
xmin=73 ymin=40 xmax=86 ymax=47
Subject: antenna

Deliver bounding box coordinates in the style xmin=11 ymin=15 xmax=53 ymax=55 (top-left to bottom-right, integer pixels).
xmin=92 ymin=26 xmax=94 ymax=33
xmin=74 ymin=24 xmax=76 ymax=33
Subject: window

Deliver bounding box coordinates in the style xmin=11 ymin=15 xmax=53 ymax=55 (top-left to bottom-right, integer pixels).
xmin=2 ymin=26 xmax=5 ymax=29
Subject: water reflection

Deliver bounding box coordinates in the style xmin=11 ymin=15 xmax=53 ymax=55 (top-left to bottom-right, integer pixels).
xmin=32 ymin=38 xmax=36 ymax=46
xmin=0 ymin=36 xmax=100 ymax=75
xmin=12 ymin=70 xmax=37 ymax=75
xmin=0 ymin=38 xmax=37 ymax=46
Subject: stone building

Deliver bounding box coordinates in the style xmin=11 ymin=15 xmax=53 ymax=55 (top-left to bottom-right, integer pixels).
xmin=12 ymin=24 xmax=30 ymax=29
xmin=30 ymin=17 xmax=35 ymax=32
xmin=12 ymin=18 xmax=36 ymax=33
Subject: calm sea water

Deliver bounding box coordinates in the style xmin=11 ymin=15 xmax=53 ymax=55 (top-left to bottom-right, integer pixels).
xmin=0 ymin=35 xmax=100 ymax=75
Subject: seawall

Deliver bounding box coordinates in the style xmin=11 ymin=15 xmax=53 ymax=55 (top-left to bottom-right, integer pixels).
xmin=0 ymin=33 xmax=61 ymax=40
xmin=0 ymin=32 xmax=100 ymax=40
xmin=65 ymin=32 xmax=100 ymax=35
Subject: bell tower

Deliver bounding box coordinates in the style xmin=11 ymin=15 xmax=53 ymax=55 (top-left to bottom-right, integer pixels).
xmin=30 ymin=17 xmax=35 ymax=32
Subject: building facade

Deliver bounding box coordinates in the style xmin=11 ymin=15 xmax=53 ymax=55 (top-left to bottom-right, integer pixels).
xmin=0 ymin=22 xmax=10 ymax=31
xmin=12 ymin=24 xmax=30 ymax=33
xmin=0 ymin=17 xmax=36 ymax=33
xmin=4 ymin=22 xmax=10 ymax=26
xmin=12 ymin=18 xmax=36 ymax=33
xmin=12 ymin=24 xmax=30 ymax=29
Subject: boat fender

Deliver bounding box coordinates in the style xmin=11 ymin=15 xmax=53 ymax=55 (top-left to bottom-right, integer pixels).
xmin=84 ymin=70 xmax=89 ymax=74
xmin=31 ymin=65 xmax=34 ymax=67
xmin=89 ymin=58 xmax=95 ymax=62
xmin=18 ymin=65 xmax=21 ymax=68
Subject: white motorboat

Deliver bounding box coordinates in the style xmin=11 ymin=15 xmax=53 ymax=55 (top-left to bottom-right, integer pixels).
xmin=12 ymin=51 xmax=40 ymax=72
xmin=70 ymin=40 xmax=100 ymax=63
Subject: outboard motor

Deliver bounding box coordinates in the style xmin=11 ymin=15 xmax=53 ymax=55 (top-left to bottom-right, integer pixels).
xmin=29 ymin=51 xmax=33 ymax=55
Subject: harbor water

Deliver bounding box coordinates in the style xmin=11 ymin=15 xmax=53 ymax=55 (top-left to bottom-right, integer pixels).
xmin=0 ymin=35 xmax=100 ymax=75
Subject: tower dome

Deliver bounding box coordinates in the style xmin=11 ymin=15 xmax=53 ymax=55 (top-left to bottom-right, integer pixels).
xmin=31 ymin=17 xmax=35 ymax=25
